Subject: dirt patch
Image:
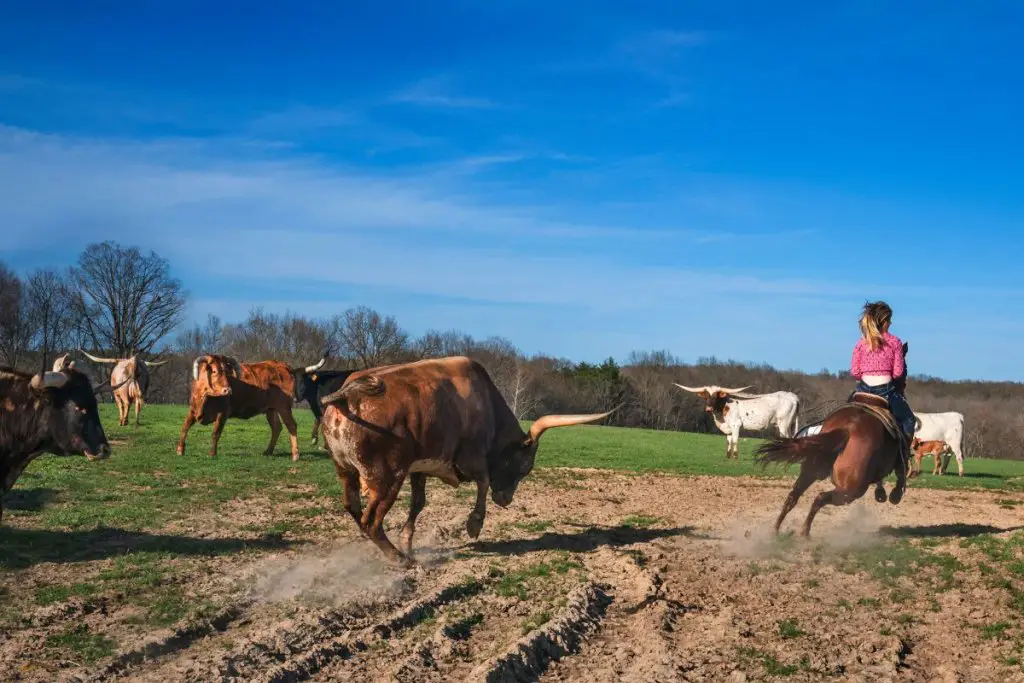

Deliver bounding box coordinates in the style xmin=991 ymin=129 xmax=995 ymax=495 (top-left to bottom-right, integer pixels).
xmin=3 ymin=471 xmax=1024 ymax=682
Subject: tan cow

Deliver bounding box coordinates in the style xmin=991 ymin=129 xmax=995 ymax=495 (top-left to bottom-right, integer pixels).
xmin=910 ymin=438 xmax=952 ymax=477
xmin=79 ymin=350 xmax=168 ymax=427
xmin=177 ymin=354 xmax=310 ymax=461
xmin=319 ymin=356 xmax=615 ymax=566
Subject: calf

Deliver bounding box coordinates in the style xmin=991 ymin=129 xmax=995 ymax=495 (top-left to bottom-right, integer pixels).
xmin=1 ymin=366 xmax=113 ymax=521
xmin=914 ymin=412 xmax=965 ymax=476
xmin=320 ymin=356 xmax=614 ymax=565
xmin=289 ymin=358 xmax=358 ymax=445
xmin=177 ymin=354 xmax=311 ymax=461
xmin=910 ymin=438 xmax=952 ymax=477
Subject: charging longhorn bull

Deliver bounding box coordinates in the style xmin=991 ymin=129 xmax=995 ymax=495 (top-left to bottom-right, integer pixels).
xmin=674 ymin=384 xmax=801 ymax=459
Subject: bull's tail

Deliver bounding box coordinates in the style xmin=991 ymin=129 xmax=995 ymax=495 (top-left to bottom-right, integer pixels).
xmin=320 ymin=375 xmax=385 ymax=406
xmin=755 ymin=429 xmax=849 ymax=470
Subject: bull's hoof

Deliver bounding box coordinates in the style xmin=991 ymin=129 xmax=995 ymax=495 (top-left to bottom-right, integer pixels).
xmin=208 ymin=452 xmax=218 ymax=458
xmin=874 ymin=485 xmax=887 ymax=503
xmin=291 ymin=453 xmax=300 ymax=462
xmin=889 ymin=487 xmax=905 ymax=505
xmin=176 ymin=447 xmax=185 ymax=457
xmin=466 ymin=515 xmax=484 ymax=539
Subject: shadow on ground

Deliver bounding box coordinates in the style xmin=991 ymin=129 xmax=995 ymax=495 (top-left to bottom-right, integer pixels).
xmin=468 ymin=523 xmax=702 ymax=556
xmin=880 ymin=523 xmax=1024 ymax=539
xmin=0 ymin=527 xmax=299 ymax=569
xmin=3 ymin=488 xmax=61 ymax=512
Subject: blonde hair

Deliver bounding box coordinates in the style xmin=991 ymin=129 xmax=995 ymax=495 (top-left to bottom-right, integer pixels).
xmin=859 ymin=301 xmax=893 ymax=351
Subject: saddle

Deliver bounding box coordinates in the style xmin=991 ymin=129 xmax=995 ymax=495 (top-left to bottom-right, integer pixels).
xmin=846 ymin=392 xmax=910 ymax=465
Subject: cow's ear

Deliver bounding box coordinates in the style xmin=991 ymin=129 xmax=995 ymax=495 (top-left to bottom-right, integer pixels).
xmin=698 ymin=390 xmax=710 ymax=400
xmin=717 ymin=391 xmax=728 ymax=399
xmin=310 ymin=374 xmax=318 ymax=382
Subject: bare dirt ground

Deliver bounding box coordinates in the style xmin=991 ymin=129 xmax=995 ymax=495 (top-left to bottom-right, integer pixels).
xmin=6 ymin=470 xmax=1024 ymax=682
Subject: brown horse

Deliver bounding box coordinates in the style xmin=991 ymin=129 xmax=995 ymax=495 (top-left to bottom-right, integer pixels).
xmin=755 ymin=345 xmax=910 ymax=537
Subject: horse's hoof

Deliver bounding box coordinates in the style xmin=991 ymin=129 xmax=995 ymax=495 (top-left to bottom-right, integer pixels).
xmin=874 ymin=486 xmax=887 ymax=503
xmin=889 ymin=488 xmax=905 ymax=505
xmin=466 ymin=515 xmax=483 ymax=539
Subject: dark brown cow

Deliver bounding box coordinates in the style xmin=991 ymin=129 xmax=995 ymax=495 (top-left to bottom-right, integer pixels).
xmin=176 ymin=354 xmax=308 ymax=460
xmin=1 ymin=366 xmax=113 ymax=521
xmin=319 ymin=356 xmax=614 ymax=566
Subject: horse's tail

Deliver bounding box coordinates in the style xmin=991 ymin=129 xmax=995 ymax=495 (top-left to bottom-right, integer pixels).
xmin=755 ymin=429 xmax=849 ymax=469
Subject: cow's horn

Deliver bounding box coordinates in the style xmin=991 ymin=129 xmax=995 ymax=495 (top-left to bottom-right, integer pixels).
xmin=192 ymin=357 xmax=202 ymax=381
xmin=673 ymin=384 xmax=707 ymax=393
xmin=80 ymin=349 xmax=120 ymax=364
xmin=226 ymin=356 xmax=243 ymax=378
xmin=526 ymin=406 xmax=617 ymax=444
xmin=52 ymin=354 xmax=75 ymax=371
xmin=31 ymin=371 xmax=69 ymax=390
xmin=146 ymin=359 xmax=170 ymax=367
xmin=721 ymin=386 xmax=753 ymax=394
xmin=304 ymin=358 xmax=326 ymax=373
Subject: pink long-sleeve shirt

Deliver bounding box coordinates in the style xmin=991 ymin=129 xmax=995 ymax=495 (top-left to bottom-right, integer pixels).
xmin=850 ymin=332 xmax=905 ymax=380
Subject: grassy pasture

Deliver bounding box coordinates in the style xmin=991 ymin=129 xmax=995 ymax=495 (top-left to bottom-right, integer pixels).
xmin=4 ymin=403 xmax=1024 ymax=671
xmin=7 ymin=404 xmax=1024 ymax=542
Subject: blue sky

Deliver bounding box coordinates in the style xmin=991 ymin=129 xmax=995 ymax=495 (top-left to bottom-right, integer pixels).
xmin=1 ymin=1 xmax=1023 ymax=381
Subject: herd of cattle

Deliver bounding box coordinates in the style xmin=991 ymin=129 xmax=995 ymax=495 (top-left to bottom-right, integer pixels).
xmin=0 ymin=349 xmax=969 ymax=565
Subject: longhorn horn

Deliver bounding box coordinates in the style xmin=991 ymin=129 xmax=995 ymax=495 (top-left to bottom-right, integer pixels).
xmin=80 ymin=349 xmax=120 ymax=364
xmin=192 ymin=357 xmax=202 ymax=381
xmin=720 ymin=386 xmax=753 ymax=395
xmin=93 ymin=376 xmax=132 ymax=395
xmin=673 ymin=384 xmax=709 ymax=393
xmin=146 ymin=359 xmax=170 ymax=367
xmin=31 ymin=371 xmax=69 ymax=390
xmin=304 ymin=357 xmax=326 ymax=373
xmin=526 ymin=405 xmax=618 ymax=444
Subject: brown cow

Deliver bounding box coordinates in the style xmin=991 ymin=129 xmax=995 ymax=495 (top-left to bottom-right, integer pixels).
xmin=1 ymin=365 xmax=115 ymax=521
xmin=319 ymin=356 xmax=615 ymax=566
xmin=176 ymin=354 xmax=309 ymax=461
xmin=79 ymin=350 xmax=169 ymax=427
xmin=911 ymin=438 xmax=951 ymax=477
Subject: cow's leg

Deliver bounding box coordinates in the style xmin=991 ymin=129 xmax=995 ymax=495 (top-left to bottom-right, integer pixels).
xmin=952 ymin=444 xmax=965 ymax=477
xmin=801 ymin=488 xmax=855 ymax=538
xmin=933 ymin=451 xmax=942 ymax=476
xmin=400 ymin=473 xmax=427 ymax=556
xmin=310 ymin=404 xmax=322 ymax=446
xmin=278 ymin=408 xmax=300 ymax=461
xmin=176 ymin=411 xmax=197 ymax=456
xmin=209 ymin=412 xmax=227 ymax=458
xmin=336 ymin=462 xmax=365 ymax=533
xmin=115 ymin=393 xmax=128 ymax=426
xmin=362 ymin=471 xmax=412 ymax=566
xmin=774 ymin=467 xmax=816 ymax=535
xmin=264 ymin=411 xmax=282 ymax=456
xmin=467 ymin=477 xmax=489 ymax=539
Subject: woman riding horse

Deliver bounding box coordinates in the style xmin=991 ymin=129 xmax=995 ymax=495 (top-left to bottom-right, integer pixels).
xmin=756 ymin=301 xmax=915 ymax=537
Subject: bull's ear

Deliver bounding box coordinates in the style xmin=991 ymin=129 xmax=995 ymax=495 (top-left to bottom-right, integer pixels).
xmin=310 ymin=373 xmax=318 ymax=382
xmin=698 ymin=390 xmax=710 ymax=399
xmin=717 ymin=391 xmax=728 ymax=399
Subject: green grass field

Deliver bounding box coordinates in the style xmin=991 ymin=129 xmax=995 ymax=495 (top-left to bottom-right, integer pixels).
xmin=4 ymin=403 xmax=1022 ymax=548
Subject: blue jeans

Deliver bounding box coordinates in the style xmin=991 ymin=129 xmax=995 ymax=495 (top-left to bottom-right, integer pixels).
xmin=855 ymin=381 xmax=915 ymax=438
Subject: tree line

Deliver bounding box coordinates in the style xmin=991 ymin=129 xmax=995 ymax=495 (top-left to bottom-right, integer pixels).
xmin=2 ymin=241 xmax=1022 ymax=459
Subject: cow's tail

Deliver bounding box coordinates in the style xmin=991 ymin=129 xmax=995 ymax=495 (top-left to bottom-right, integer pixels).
xmin=755 ymin=429 xmax=848 ymax=470
xmin=320 ymin=375 xmax=385 ymax=406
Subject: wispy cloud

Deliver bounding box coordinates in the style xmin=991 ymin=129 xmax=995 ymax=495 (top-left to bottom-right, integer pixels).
xmin=388 ymin=76 xmax=498 ymax=109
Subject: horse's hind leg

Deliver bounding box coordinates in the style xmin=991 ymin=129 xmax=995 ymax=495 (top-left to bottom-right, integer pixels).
xmin=774 ymin=468 xmax=817 ymax=535
xmin=873 ymin=483 xmax=887 ymax=503
xmin=801 ymin=489 xmax=853 ymax=538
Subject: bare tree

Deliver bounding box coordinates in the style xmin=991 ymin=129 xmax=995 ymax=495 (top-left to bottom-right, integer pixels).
xmin=0 ymin=262 xmax=30 ymax=367
xmin=176 ymin=314 xmax=224 ymax=357
xmin=24 ymin=268 xmax=75 ymax=372
xmin=336 ymin=306 xmax=409 ymax=368
xmin=416 ymin=328 xmax=475 ymax=359
xmin=69 ymin=241 xmax=187 ymax=356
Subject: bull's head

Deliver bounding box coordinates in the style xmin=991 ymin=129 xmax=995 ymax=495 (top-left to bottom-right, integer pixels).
xmin=191 ymin=354 xmax=242 ymax=398
xmin=290 ymin=357 xmax=326 ymax=401
xmin=673 ymin=384 xmax=754 ymax=414
xmin=31 ymin=368 xmax=113 ymax=461
xmin=489 ymin=409 xmax=617 ymax=508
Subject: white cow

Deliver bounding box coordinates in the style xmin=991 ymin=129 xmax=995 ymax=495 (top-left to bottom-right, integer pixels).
xmin=675 ymin=384 xmax=801 ymax=459
xmin=914 ymin=411 xmax=965 ymax=476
